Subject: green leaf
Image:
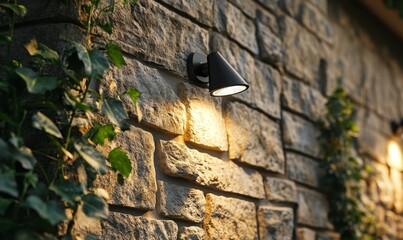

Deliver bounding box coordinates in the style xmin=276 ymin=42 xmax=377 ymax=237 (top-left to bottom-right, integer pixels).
xmin=0 ymin=3 xmax=27 ymax=16
xmin=89 ymin=49 xmax=109 ymax=79
xmin=98 ymin=22 xmax=112 ymax=34
xmin=49 ymin=180 xmax=83 ymax=205
xmin=88 ymin=122 xmax=115 ymax=145
xmin=64 ymin=92 xmax=92 ymax=111
xmin=24 ymin=39 xmax=59 ymax=62
xmin=0 ymin=198 xmax=12 ymax=215
xmin=25 ymin=196 xmax=67 ymax=225
xmin=106 ymin=42 xmax=126 ymax=68
xmin=75 ymin=143 xmax=108 ymax=174
xmin=32 ymin=112 xmax=63 ymax=139
xmin=126 ymin=87 xmax=141 ymax=106
xmin=14 ymin=146 xmax=37 ymax=170
xmin=15 ymin=68 xmax=58 ymax=94
xmin=73 ymin=43 xmax=92 ymax=76
xmin=81 ymin=193 xmax=108 ymax=219
xmin=0 ymin=171 xmax=18 ymax=197
xmin=102 ymin=98 xmax=130 ymax=131
xmin=108 ymin=148 xmax=132 ymax=177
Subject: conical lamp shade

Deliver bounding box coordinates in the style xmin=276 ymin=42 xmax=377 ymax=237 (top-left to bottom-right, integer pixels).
xmin=207 ymin=51 xmax=249 ymax=96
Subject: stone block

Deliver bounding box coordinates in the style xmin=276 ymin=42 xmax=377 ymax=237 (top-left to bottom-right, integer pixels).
xmin=297 ymin=228 xmax=316 ymax=240
xmin=213 ymin=1 xmax=258 ymax=54
xmin=228 ymin=0 xmax=257 ymax=18
xmin=309 ymin=0 xmax=327 ymax=14
xmin=256 ymin=9 xmax=280 ymax=36
xmin=299 ymin=1 xmax=332 ymax=44
xmin=107 ymin=0 xmax=208 ymax=77
xmin=72 ymin=205 xmax=102 ymax=239
xmin=94 ymin=127 xmax=156 ymax=210
xmin=204 ymin=194 xmax=257 ymax=240
xmin=282 ymin=112 xmax=320 ymax=158
xmin=391 ymin=169 xmax=403 ymax=213
xmin=157 ymin=181 xmax=205 ymax=223
xmin=358 ymin=128 xmax=387 ymax=164
xmin=286 ymin=152 xmax=320 ymax=188
xmin=385 ymin=211 xmax=398 ymax=239
xmin=282 ymin=77 xmax=326 ymax=121
xmin=278 ymin=0 xmax=301 ymax=17
xmin=104 ymin=58 xmax=186 ymax=135
xmin=297 ymin=187 xmax=329 ymax=228
xmin=316 ymin=231 xmax=340 ymax=240
xmin=178 ymin=83 xmax=227 ymax=151
xmin=179 ymin=226 xmax=205 ymax=240
xmin=102 ymin=212 xmax=178 ymax=240
xmin=255 ymin=0 xmax=280 ymax=12
xmin=258 ymin=206 xmax=294 ymax=240
xmin=256 ymin=21 xmax=284 ymax=66
xmin=159 ymin=0 xmax=214 ymax=26
xmin=226 ymin=102 xmax=285 ymax=173
xmin=279 ymin=15 xmax=329 ymax=86
xmin=157 ymin=140 xmax=265 ymax=199
xmin=264 ymin=177 xmax=297 ymax=203
xmin=210 ymin=34 xmax=282 ymax=118
xmin=373 ymin=162 xmax=394 ymax=209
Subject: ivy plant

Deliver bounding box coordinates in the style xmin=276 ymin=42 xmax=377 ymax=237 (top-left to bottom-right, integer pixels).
xmin=0 ymin=0 xmax=139 ymax=238
xmin=318 ymin=85 xmax=378 ymax=240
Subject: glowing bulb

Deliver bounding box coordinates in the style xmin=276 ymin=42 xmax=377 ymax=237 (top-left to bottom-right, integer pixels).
xmin=387 ymin=140 xmax=403 ymax=170
xmin=210 ymin=85 xmax=248 ymax=97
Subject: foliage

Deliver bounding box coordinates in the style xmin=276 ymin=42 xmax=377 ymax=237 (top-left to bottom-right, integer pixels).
xmin=318 ymin=85 xmax=378 ymax=240
xmin=384 ymin=0 xmax=403 ymax=18
xmin=0 ymin=0 xmax=140 ymax=238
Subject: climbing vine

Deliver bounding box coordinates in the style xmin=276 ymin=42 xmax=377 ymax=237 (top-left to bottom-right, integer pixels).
xmin=0 ymin=0 xmax=138 ymax=238
xmin=317 ymin=85 xmax=378 ymax=240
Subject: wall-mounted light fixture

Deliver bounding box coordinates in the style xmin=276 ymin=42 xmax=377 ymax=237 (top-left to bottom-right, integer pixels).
xmin=187 ymin=51 xmax=249 ymax=97
xmin=391 ymin=120 xmax=403 ymax=138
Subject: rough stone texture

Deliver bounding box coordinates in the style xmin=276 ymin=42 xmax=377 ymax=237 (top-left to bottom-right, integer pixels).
xmin=204 ymin=194 xmax=257 ymax=240
xmin=102 ymin=212 xmax=178 ymax=240
xmin=179 ymin=226 xmax=205 ymax=240
xmin=282 ymin=112 xmax=320 ymax=157
xmin=159 ymin=0 xmax=214 ymax=26
xmin=297 ymin=228 xmax=316 ymax=240
xmin=297 ymin=187 xmax=329 ymax=228
xmin=299 ymin=1 xmax=333 ymax=44
xmin=264 ymin=177 xmax=297 ymax=203
xmin=105 ymin=58 xmax=186 ymax=135
xmin=358 ymin=128 xmax=387 ymax=164
xmin=282 ymin=77 xmax=326 ymax=120
xmin=375 ymin=160 xmax=396 ymax=209
xmin=309 ymin=0 xmax=327 ymax=13
xmin=278 ymin=0 xmax=301 ymax=16
xmin=157 ymin=140 xmax=265 ymax=199
xmin=391 ymin=169 xmax=403 ymax=213
xmin=213 ymin=1 xmax=258 ymax=54
xmin=286 ymin=152 xmax=320 ymax=188
xmin=228 ymin=0 xmax=257 ymax=18
xmin=255 ymin=0 xmax=280 ymax=12
xmin=279 ymin=15 xmax=329 ymax=86
xmin=258 ymin=206 xmax=294 ymax=240
xmin=256 ymin=9 xmax=280 ymax=36
xmin=226 ymin=102 xmax=285 ymax=173
xmin=72 ymin=205 xmax=102 ymax=239
xmin=157 ymin=181 xmax=205 ymax=223
xmin=385 ymin=211 xmax=398 ymax=239
xmin=178 ymin=83 xmax=228 ymax=151
xmin=256 ymin=21 xmax=284 ymax=66
xmin=94 ymin=127 xmax=156 ymax=210
xmin=108 ymin=0 xmax=208 ymax=77
xmin=316 ymin=232 xmax=341 ymax=240
xmin=210 ymin=33 xmax=282 ymax=118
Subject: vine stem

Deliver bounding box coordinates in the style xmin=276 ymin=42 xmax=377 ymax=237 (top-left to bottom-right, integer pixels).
xmin=6 ymin=0 xmax=17 ymax=64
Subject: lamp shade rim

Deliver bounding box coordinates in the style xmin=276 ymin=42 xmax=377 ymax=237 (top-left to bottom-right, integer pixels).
xmin=209 ymin=84 xmax=249 ymax=97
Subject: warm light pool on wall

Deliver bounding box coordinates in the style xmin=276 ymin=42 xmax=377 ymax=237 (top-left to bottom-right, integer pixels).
xmin=187 ymin=51 xmax=249 ymax=97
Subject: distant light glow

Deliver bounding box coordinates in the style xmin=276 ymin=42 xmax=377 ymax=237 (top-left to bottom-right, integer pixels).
xmin=388 ymin=140 xmax=403 ymax=170
xmin=210 ymin=85 xmax=247 ymax=97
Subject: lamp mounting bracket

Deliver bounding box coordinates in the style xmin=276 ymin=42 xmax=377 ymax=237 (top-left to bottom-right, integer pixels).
xmin=187 ymin=53 xmax=209 ymax=88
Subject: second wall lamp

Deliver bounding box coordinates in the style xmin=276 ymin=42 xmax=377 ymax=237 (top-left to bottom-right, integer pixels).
xmin=187 ymin=51 xmax=249 ymax=97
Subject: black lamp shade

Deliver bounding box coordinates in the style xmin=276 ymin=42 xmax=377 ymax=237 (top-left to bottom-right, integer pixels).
xmin=207 ymin=52 xmax=249 ymax=96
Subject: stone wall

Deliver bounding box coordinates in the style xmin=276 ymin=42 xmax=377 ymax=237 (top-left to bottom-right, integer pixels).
xmin=14 ymin=0 xmax=403 ymax=239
